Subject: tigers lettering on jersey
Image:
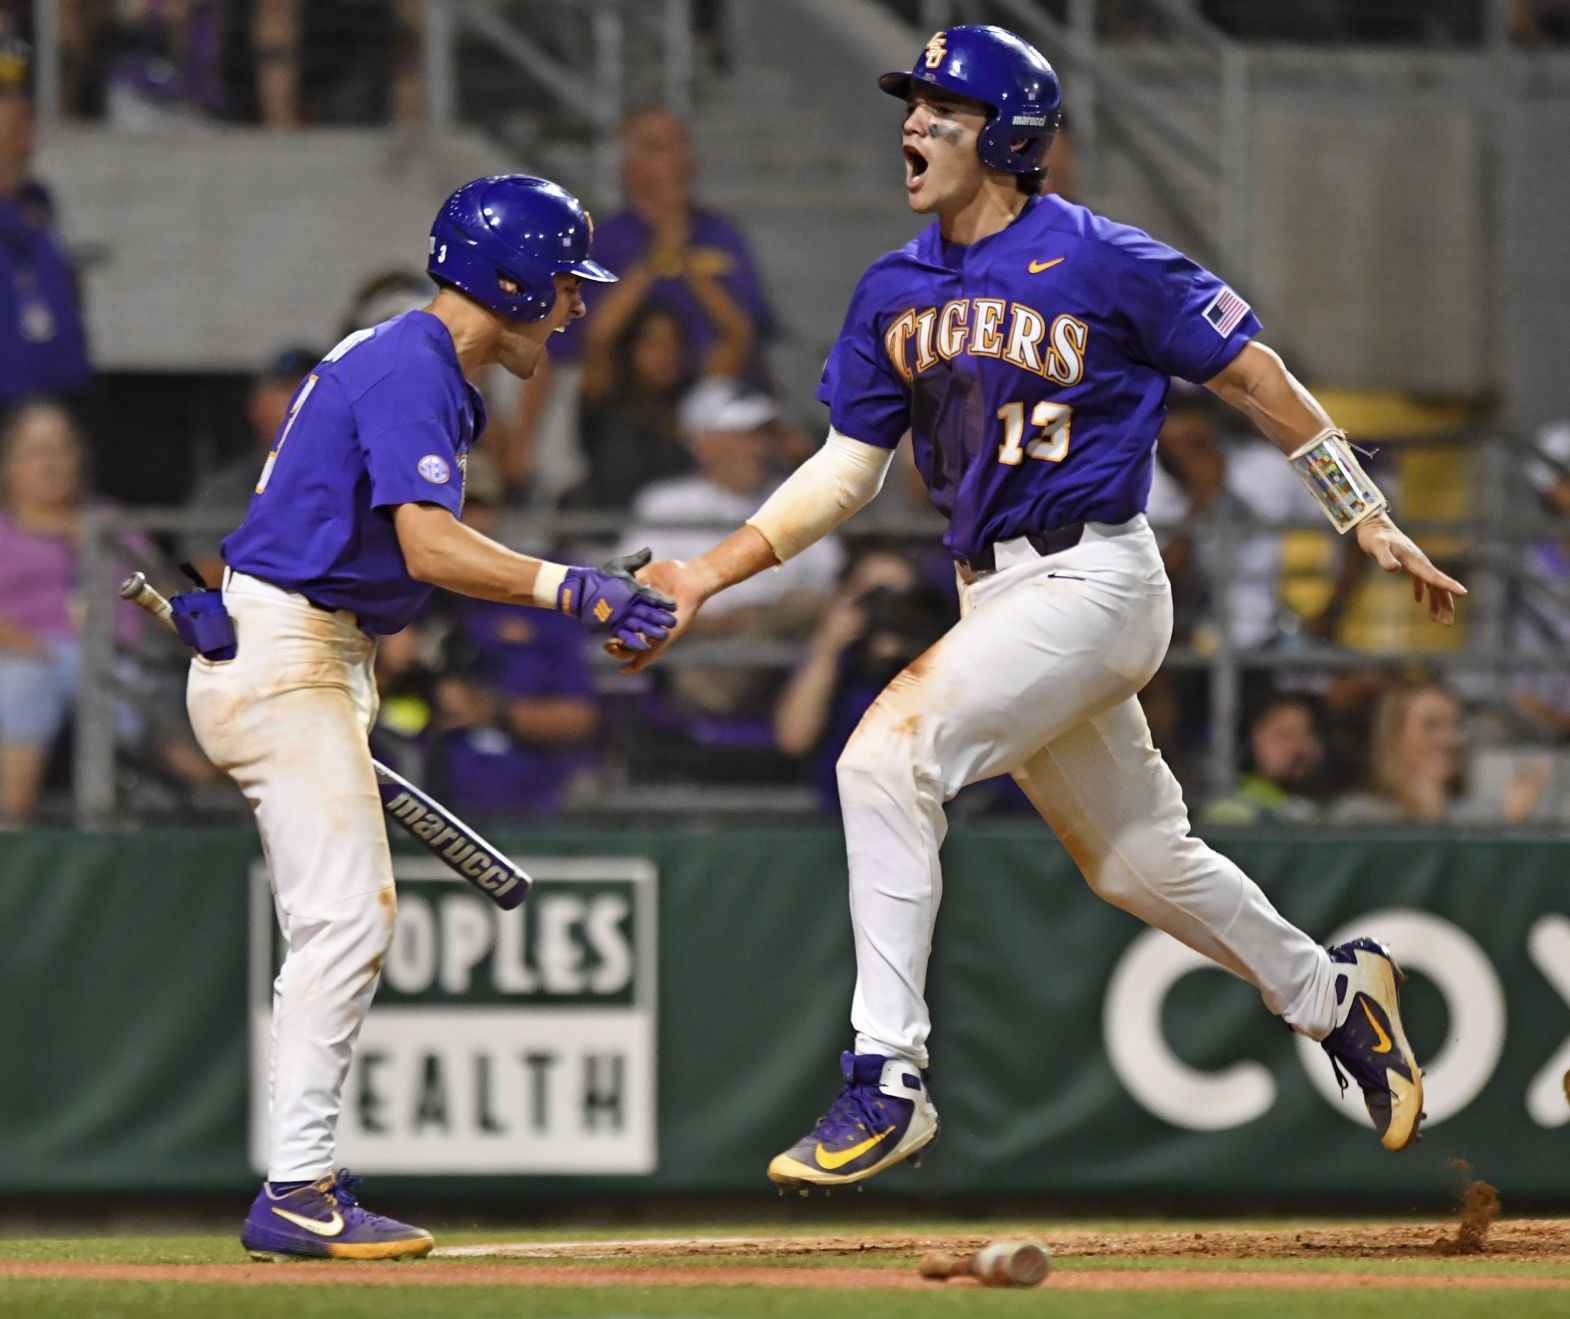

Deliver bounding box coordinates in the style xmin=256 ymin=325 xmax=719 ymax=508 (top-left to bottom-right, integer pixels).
xmin=884 ymin=299 xmax=1087 ymax=388
xmin=817 ymin=193 xmax=1264 ymax=561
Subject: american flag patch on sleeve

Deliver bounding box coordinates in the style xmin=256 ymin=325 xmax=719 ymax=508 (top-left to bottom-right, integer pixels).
xmin=1202 ymin=287 xmax=1250 ymax=337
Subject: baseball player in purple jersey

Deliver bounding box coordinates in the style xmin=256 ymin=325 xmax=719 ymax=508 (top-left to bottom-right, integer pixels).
xmin=616 ymin=27 xmax=1465 ymax=1188
xmin=188 ymin=175 xmax=676 ymax=1259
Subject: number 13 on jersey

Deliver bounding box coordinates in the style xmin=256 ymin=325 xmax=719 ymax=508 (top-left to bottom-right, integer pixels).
xmin=996 ymin=399 xmax=1072 ymax=466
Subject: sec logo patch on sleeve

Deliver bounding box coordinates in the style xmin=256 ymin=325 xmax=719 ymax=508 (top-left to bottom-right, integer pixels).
xmin=418 ymin=454 xmax=451 ymax=484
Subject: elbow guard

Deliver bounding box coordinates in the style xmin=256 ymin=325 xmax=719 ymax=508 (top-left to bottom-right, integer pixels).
xmin=746 ymin=428 xmax=895 ymax=562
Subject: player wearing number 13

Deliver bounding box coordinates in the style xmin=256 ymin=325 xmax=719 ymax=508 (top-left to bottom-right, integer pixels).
xmin=617 ymin=26 xmax=1467 ymax=1186
xmin=187 ymin=175 xmax=676 ymax=1260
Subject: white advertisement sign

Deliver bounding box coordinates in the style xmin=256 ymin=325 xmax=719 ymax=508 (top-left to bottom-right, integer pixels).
xmin=250 ymin=856 xmax=657 ymax=1175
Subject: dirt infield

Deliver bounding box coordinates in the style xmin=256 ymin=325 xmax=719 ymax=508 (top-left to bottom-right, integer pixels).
xmin=4 ymin=1215 xmax=1569 ymax=1292
xmin=435 ymin=1215 xmax=1570 ymax=1265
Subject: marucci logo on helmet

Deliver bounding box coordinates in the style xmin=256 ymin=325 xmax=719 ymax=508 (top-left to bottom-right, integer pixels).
xmin=1012 ymin=114 xmax=1050 ymax=126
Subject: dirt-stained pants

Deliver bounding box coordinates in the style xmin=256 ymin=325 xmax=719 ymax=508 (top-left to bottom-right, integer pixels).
xmin=837 ymin=516 xmax=1336 ymax=1068
xmin=188 ymin=570 xmax=395 ymax=1182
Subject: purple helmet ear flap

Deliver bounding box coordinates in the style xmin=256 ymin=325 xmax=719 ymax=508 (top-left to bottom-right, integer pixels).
xmin=976 ymin=100 xmax=1061 ymax=173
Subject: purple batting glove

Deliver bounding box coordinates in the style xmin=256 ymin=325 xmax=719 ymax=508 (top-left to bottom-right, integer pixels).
xmin=558 ymin=549 xmax=678 ymax=651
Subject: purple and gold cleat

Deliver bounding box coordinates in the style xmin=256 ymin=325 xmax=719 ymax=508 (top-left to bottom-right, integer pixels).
xmin=239 ymin=1169 xmax=433 ymax=1261
xmin=767 ymin=1052 xmax=939 ymax=1188
xmin=1322 ymin=938 xmax=1425 ymax=1151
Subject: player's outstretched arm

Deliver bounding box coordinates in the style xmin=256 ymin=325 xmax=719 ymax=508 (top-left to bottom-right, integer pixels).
xmin=1204 ymin=341 xmax=1467 ymax=626
xmin=609 ymin=428 xmax=897 ymax=674
xmin=394 ymin=503 xmax=676 ymax=650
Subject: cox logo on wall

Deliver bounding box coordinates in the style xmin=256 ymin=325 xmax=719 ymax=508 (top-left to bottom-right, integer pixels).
xmin=249 ymin=856 xmax=657 ymax=1174
xmin=1103 ymin=909 xmax=1570 ymax=1133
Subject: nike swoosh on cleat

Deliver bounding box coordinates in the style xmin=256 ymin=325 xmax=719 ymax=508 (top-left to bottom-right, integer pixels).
xmin=1361 ymin=999 xmax=1394 ymax=1054
xmin=270 ymin=1208 xmax=345 ymax=1237
xmin=815 ymin=1128 xmax=895 ymax=1170
xmin=1029 ymin=257 xmax=1065 ymax=273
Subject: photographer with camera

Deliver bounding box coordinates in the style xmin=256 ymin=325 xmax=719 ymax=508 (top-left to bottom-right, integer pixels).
xmin=774 ymin=545 xmax=955 ymax=811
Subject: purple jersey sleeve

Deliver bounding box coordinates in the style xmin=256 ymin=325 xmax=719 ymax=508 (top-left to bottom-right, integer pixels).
xmin=353 ymin=371 xmax=466 ymax=516
xmin=1116 ymin=242 xmax=1261 ymax=385
xmin=815 ymin=265 xmax=910 ymax=449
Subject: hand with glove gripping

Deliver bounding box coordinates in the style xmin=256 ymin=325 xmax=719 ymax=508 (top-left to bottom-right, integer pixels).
xmin=555 ymin=548 xmax=678 ymax=651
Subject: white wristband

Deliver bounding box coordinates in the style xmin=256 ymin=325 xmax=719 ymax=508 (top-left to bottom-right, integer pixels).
xmin=1287 ymin=427 xmax=1388 ymax=533
xmin=531 ymin=560 xmax=569 ymax=609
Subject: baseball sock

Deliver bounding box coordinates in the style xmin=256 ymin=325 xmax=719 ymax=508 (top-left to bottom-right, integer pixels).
xmin=266 ymin=1180 xmax=311 ymax=1196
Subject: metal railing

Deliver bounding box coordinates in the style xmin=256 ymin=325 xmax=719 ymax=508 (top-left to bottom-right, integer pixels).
xmin=65 ymin=426 xmax=1569 ymax=827
xmin=425 ymin=0 xmax=697 ymax=203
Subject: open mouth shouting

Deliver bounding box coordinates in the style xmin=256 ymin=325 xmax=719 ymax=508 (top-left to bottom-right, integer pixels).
xmin=903 ymin=143 xmax=929 ymax=193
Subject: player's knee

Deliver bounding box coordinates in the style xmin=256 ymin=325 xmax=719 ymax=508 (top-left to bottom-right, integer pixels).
xmin=1081 ymin=859 xmax=1137 ymax=908
xmin=837 ymin=721 xmax=916 ymax=804
xmin=328 ymin=885 xmax=398 ymax=960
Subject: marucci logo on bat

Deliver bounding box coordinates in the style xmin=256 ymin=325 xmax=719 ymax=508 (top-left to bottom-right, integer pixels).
xmin=382 ymin=790 xmax=520 ymax=899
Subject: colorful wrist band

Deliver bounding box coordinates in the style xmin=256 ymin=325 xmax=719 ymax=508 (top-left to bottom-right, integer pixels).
xmin=1287 ymin=427 xmax=1388 ymax=533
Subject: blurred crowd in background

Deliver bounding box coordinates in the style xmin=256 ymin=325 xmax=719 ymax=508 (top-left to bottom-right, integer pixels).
xmin=1 ymin=4 xmax=1569 ymax=828
xmin=0 ymin=0 xmax=423 ymax=128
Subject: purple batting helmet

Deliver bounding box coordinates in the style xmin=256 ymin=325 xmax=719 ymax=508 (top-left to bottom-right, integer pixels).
xmin=427 ymin=174 xmax=617 ymax=323
xmin=879 ymin=25 xmax=1062 ymax=174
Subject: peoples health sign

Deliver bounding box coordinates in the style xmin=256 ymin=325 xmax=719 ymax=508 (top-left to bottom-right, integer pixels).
xmin=249 ymin=856 xmax=657 ymax=1175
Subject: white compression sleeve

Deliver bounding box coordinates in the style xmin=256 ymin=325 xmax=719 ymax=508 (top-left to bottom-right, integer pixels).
xmin=746 ymin=428 xmax=896 ymax=562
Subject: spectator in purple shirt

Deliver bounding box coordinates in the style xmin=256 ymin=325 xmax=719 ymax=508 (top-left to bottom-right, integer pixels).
xmin=0 ymin=85 xmax=90 ymax=410
xmin=101 ymin=0 xmax=226 ymax=129
xmin=432 ymin=594 xmax=599 ymax=818
xmin=553 ymin=106 xmax=775 ymax=388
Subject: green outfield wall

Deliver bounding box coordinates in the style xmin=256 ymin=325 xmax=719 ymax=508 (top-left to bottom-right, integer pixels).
xmin=1 ymin=827 xmax=1567 ymax=1206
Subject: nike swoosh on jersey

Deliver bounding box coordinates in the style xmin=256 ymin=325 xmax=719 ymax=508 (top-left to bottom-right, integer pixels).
xmin=271 ymin=1207 xmax=346 ymax=1237
xmin=815 ymin=1128 xmax=895 ymax=1170
xmin=1360 ymin=999 xmax=1394 ymax=1054
xmin=1028 ymin=257 xmax=1066 ymax=273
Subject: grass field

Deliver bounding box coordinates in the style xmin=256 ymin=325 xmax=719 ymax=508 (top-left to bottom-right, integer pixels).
xmin=4 ymin=1215 xmax=1570 ymax=1319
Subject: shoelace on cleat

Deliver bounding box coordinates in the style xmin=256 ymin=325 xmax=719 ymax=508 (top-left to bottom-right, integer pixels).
xmin=321 ymin=1169 xmax=396 ymax=1229
xmin=811 ymin=1083 xmax=891 ymax=1146
xmin=1323 ymin=1034 xmax=1392 ymax=1098
xmin=327 ymin=1170 xmax=364 ymax=1207
xmin=1327 ymin=1052 xmax=1350 ymax=1096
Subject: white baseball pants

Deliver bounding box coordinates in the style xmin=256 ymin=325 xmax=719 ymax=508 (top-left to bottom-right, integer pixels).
xmin=187 ymin=571 xmax=395 ymax=1182
xmin=839 ymin=516 xmax=1336 ymax=1068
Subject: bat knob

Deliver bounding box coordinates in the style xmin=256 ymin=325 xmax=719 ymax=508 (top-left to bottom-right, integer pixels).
xmin=119 ymin=572 xmax=146 ymax=600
